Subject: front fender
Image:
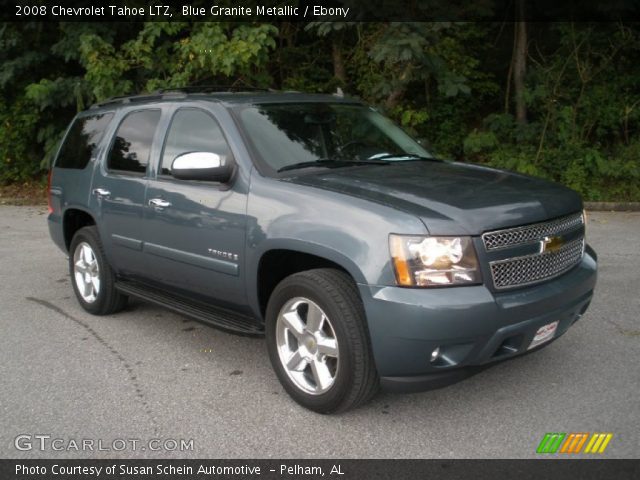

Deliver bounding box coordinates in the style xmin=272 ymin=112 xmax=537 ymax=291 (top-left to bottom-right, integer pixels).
xmin=244 ymin=173 xmax=427 ymax=318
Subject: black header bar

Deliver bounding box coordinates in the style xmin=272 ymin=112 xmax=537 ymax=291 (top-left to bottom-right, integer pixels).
xmin=6 ymin=0 xmax=640 ymax=22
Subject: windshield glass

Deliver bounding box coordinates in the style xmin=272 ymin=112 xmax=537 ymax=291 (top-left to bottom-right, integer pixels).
xmin=235 ymin=103 xmax=432 ymax=172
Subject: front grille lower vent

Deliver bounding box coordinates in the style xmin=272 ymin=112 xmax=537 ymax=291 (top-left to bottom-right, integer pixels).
xmin=490 ymin=238 xmax=585 ymax=289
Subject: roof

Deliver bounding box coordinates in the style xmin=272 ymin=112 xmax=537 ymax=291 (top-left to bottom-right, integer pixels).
xmin=88 ymin=88 xmax=360 ymax=111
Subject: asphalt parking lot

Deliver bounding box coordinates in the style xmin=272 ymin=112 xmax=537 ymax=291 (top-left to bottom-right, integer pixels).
xmin=1 ymin=206 xmax=638 ymax=459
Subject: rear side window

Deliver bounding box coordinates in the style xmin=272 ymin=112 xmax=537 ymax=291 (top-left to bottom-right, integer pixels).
xmin=55 ymin=113 xmax=114 ymax=169
xmin=107 ymin=109 xmax=161 ymax=174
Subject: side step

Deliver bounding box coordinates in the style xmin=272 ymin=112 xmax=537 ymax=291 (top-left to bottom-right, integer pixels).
xmin=116 ymin=280 xmax=264 ymax=336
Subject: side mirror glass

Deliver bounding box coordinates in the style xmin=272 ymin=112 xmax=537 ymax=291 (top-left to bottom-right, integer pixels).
xmin=171 ymin=152 xmax=234 ymax=182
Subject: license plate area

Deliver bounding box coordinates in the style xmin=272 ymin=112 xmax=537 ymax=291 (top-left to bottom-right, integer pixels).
xmin=528 ymin=321 xmax=559 ymax=350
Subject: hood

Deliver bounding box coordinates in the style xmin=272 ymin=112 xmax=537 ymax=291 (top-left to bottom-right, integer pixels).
xmin=283 ymin=161 xmax=583 ymax=235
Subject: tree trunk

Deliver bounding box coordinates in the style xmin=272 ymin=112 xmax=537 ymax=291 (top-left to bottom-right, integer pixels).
xmin=332 ymin=39 xmax=346 ymax=85
xmin=385 ymin=87 xmax=405 ymax=110
xmin=512 ymin=0 xmax=528 ymax=124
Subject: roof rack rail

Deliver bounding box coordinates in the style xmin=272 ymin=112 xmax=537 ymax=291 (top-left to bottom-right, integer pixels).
xmin=156 ymin=84 xmax=273 ymax=94
xmin=89 ymin=91 xmax=187 ymax=109
xmin=89 ymin=84 xmax=275 ymax=109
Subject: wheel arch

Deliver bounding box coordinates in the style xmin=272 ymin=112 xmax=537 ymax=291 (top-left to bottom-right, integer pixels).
xmin=252 ymin=241 xmax=366 ymax=319
xmin=62 ymin=207 xmax=97 ymax=251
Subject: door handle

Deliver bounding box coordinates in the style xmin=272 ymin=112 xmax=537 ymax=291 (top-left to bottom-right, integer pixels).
xmin=148 ymin=198 xmax=172 ymax=208
xmin=92 ymin=188 xmax=111 ymax=198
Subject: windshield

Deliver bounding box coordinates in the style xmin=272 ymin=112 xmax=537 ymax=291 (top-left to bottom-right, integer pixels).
xmin=235 ymin=103 xmax=432 ymax=172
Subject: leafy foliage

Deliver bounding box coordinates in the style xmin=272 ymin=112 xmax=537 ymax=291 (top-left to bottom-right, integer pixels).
xmin=1 ymin=20 xmax=639 ymax=201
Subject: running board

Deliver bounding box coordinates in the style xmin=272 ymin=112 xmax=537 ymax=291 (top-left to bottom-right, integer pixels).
xmin=115 ymin=280 xmax=264 ymax=336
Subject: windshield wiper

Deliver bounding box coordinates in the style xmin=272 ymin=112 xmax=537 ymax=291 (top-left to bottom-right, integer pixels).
xmin=368 ymin=153 xmax=443 ymax=162
xmin=277 ymin=158 xmax=390 ymax=173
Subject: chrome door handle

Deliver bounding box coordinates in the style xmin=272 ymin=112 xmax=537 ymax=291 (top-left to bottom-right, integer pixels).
xmin=92 ymin=188 xmax=111 ymax=197
xmin=148 ymin=198 xmax=172 ymax=208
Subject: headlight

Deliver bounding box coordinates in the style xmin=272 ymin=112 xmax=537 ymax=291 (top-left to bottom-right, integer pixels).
xmin=389 ymin=234 xmax=481 ymax=287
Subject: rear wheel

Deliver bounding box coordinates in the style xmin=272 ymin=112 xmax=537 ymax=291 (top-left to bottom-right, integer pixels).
xmin=266 ymin=268 xmax=379 ymax=413
xmin=69 ymin=226 xmax=127 ymax=315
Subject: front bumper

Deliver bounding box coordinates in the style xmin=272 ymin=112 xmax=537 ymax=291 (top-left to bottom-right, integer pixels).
xmin=358 ymin=245 xmax=597 ymax=393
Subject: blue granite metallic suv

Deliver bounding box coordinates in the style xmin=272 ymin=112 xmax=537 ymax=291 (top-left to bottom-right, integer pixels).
xmin=47 ymin=90 xmax=597 ymax=413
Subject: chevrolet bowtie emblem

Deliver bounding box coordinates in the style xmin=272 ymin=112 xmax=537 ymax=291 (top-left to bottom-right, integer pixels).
xmin=540 ymin=235 xmax=564 ymax=254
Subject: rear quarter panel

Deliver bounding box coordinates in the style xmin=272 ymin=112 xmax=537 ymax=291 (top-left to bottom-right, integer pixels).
xmin=48 ymin=111 xmax=117 ymax=252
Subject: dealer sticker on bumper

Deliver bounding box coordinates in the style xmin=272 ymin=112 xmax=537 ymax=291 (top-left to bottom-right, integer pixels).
xmin=528 ymin=321 xmax=559 ymax=350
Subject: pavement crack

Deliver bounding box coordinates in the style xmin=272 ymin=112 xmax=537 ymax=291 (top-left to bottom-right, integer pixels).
xmin=25 ymin=297 xmax=160 ymax=435
xmin=603 ymin=317 xmax=640 ymax=337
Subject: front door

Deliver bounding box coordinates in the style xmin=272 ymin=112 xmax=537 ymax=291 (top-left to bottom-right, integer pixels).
xmin=142 ymin=106 xmax=249 ymax=310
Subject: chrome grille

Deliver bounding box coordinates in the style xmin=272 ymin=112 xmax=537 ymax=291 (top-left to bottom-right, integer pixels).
xmin=490 ymin=238 xmax=584 ymax=289
xmin=482 ymin=212 xmax=584 ymax=251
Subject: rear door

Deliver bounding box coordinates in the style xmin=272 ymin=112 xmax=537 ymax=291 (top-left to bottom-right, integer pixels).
xmin=141 ymin=105 xmax=250 ymax=310
xmin=90 ymin=108 xmax=164 ymax=277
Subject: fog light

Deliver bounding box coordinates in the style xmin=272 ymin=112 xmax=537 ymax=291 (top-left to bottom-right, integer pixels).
xmin=430 ymin=347 xmax=440 ymax=363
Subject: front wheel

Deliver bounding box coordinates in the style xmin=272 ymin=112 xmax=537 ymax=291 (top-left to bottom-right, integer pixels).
xmin=266 ymin=269 xmax=379 ymax=413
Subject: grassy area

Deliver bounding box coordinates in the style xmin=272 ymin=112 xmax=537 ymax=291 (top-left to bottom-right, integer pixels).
xmin=0 ymin=180 xmax=47 ymax=206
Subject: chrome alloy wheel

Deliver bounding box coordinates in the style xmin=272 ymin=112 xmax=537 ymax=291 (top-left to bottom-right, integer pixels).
xmin=275 ymin=297 xmax=340 ymax=395
xmin=73 ymin=241 xmax=100 ymax=303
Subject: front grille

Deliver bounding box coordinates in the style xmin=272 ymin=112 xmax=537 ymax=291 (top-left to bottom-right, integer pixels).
xmin=482 ymin=212 xmax=584 ymax=251
xmin=490 ymin=238 xmax=584 ymax=289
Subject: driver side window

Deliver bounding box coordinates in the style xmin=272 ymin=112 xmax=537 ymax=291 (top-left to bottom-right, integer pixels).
xmin=160 ymin=108 xmax=231 ymax=176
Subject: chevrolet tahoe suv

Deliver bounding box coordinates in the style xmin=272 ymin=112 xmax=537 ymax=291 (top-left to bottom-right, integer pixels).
xmin=47 ymin=90 xmax=597 ymax=413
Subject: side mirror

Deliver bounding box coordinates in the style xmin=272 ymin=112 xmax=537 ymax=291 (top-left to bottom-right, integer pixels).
xmin=171 ymin=152 xmax=234 ymax=183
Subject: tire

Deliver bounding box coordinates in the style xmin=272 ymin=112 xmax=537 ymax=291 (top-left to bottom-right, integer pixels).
xmin=266 ymin=268 xmax=379 ymax=413
xmin=69 ymin=226 xmax=127 ymax=315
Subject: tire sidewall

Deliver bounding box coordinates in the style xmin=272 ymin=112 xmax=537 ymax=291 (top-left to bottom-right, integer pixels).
xmin=266 ymin=276 xmax=358 ymax=413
